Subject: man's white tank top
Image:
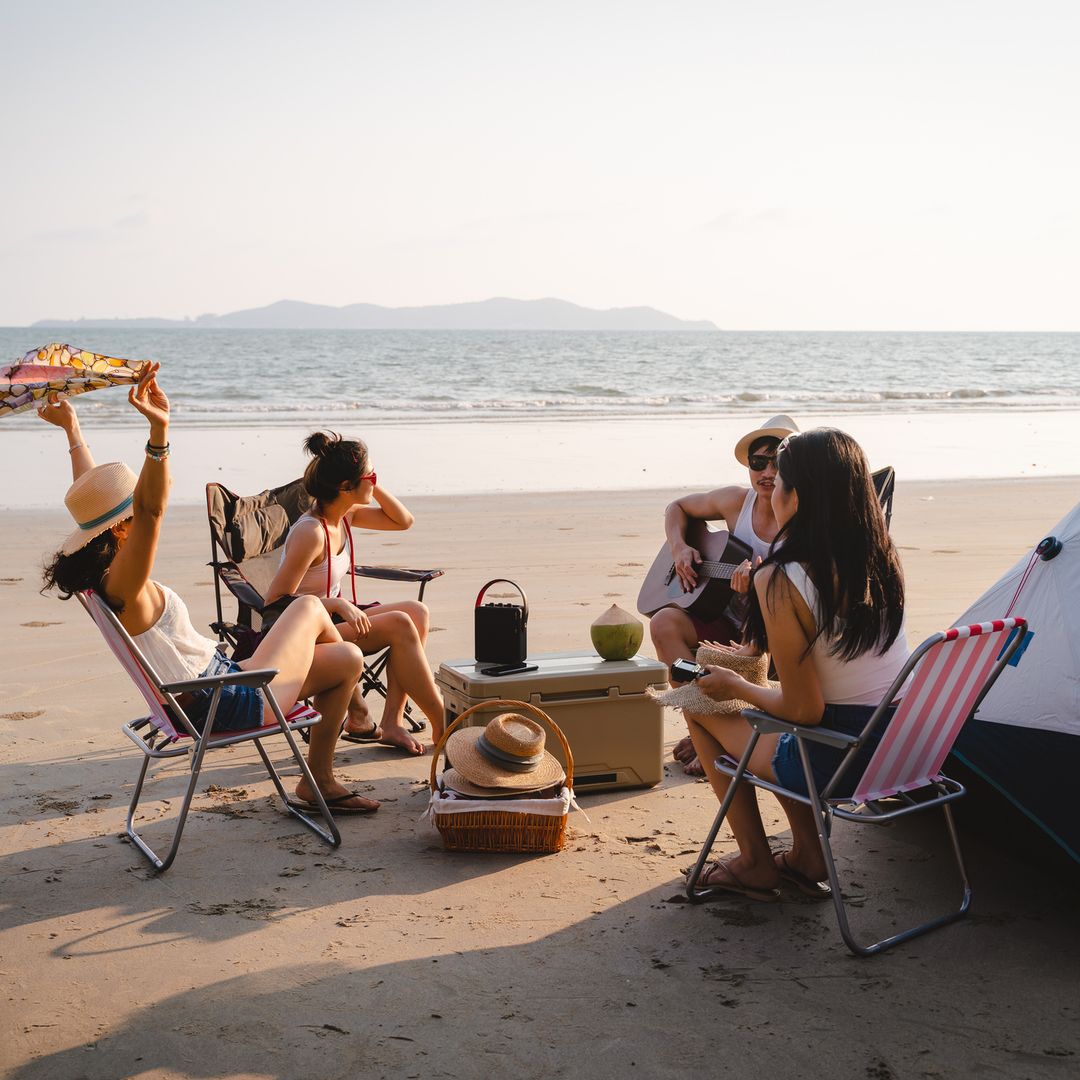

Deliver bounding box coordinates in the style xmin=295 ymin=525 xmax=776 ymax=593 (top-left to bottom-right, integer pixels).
xmin=732 ymin=490 xmax=772 ymax=562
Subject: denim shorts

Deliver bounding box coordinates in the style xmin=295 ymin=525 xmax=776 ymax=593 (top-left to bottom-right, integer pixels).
xmin=184 ymin=651 xmax=266 ymax=733
xmin=771 ymin=702 xmax=896 ymax=798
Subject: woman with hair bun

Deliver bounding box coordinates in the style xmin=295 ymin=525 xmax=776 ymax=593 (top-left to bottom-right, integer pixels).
xmin=264 ymin=432 xmax=444 ymax=753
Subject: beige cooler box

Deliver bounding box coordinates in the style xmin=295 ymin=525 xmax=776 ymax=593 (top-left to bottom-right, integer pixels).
xmin=435 ymin=651 xmax=668 ymax=793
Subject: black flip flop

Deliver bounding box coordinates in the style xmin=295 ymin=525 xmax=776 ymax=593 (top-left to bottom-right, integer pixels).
xmin=339 ymin=722 xmax=381 ymax=744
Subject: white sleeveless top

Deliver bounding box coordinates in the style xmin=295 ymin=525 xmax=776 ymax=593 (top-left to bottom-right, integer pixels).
xmin=732 ymin=489 xmax=772 ymax=562
xmin=132 ymin=583 xmax=219 ymax=684
xmin=783 ymin=563 xmax=909 ymax=705
xmin=281 ymin=513 xmax=353 ymax=598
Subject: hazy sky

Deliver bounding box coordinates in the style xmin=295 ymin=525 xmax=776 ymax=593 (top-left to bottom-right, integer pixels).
xmin=2 ymin=1 xmax=1077 ymax=329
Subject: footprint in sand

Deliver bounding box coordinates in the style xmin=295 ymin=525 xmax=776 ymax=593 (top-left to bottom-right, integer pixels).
xmin=932 ymin=549 xmax=960 ymax=554
xmin=603 ymin=592 xmax=621 ymax=598
xmin=0 ymin=577 xmax=22 ymax=585
xmin=2 ymin=711 xmax=45 ymax=721
xmin=618 ymin=562 xmax=643 ymax=567
xmin=21 ymin=621 xmax=61 ymax=628
xmin=558 ymin=527 xmax=574 ymax=531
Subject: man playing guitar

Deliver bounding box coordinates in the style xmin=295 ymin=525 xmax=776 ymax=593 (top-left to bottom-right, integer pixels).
xmin=649 ymin=414 xmax=799 ymax=776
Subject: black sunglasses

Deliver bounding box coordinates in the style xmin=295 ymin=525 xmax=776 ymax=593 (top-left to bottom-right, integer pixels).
xmin=747 ymin=453 xmax=777 ymax=472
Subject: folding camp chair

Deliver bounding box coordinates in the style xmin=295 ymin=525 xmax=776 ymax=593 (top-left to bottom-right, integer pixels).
xmin=78 ymin=590 xmax=341 ymax=872
xmin=871 ymin=466 xmax=895 ymax=529
xmin=205 ymin=479 xmax=444 ymax=734
xmin=685 ymin=617 xmax=1028 ymax=955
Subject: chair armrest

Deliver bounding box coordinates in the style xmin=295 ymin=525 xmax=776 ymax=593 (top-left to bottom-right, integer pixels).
xmin=742 ymin=708 xmax=861 ymax=748
xmin=161 ymin=667 xmax=279 ymax=694
xmin=354 ymin=565 xmax=445 ymax=584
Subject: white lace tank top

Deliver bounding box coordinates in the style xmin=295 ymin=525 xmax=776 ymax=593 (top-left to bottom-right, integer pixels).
xmin=131 ymin=582 xmax=219 ymax=684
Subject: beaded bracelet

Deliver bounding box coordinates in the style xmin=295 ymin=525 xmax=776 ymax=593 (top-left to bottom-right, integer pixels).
xmin=145 ymin=442 xmax=171 ymax=461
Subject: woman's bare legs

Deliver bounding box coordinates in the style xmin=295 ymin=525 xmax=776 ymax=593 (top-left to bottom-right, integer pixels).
xmin=339 ymin=602 xmax=444 ymax=753
xmin=685 ymin=710 xmax=826 ymax=888
xmin=239 ymin=595 xmax=377 ymax=811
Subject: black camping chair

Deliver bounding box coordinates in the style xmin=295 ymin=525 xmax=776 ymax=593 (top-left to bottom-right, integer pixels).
xmin=871 ymin=466 xmax=895 ymax=529
xmin=205 ymin=479 xmax=444 ymax=734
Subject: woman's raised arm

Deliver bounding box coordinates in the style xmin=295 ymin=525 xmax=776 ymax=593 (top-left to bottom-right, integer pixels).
xmin=37 ymin=397 xmax=96 ymax=480
xmin=349 ymin=483 xmax=414 ymax=531
xmin=105 ymin=365 xmax=171 ymax=615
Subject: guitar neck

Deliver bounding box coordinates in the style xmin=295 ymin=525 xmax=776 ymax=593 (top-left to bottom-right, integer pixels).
xmin=697 ymin=560 xmax=744 ymax=580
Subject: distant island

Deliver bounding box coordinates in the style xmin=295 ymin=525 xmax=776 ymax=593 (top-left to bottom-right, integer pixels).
xmin=32 ymin=297 xmax=718 ymax=332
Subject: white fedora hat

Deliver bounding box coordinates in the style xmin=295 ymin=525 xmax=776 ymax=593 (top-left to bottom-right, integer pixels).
xmin=733 ymin=414 xmax=800 ymax=466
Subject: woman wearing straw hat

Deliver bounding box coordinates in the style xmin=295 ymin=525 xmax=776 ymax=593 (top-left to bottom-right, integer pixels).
xmin=39 ymin=367 xmax=379 ymax=814
xmin=650 ymin=414 xmax=798 ymax=776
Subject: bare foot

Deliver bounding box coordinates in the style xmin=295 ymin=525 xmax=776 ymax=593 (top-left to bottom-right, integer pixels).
xmin=672 ymin=734 xmax=696 ymax=764
xmin=376 ymin=724 xmax=426 ymax=755
xmin=682 ymin=755 xmax=705 ymax=777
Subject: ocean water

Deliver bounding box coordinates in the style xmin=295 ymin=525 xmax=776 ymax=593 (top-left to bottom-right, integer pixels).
xmin=2 ymin=328 xmax=1078 ymax=428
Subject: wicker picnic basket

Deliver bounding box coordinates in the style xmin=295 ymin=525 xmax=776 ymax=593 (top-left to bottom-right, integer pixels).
xmin=428 ymin=699 xmax=574 ymax=854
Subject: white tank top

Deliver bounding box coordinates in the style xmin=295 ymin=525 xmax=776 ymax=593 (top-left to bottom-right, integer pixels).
xmin=732 ymin=489 xmax=772 ymax=562
xmin=132 ymin=583 xmax=219 ymax=684
xmin=783 ymin=563 xmax=910 ymax=706
xmin=282 ymin=513 xmax=354 ymax=598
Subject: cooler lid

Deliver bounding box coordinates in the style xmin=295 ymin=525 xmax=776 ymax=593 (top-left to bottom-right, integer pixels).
xmin=437 ymin=651 xmax=668 ymax=697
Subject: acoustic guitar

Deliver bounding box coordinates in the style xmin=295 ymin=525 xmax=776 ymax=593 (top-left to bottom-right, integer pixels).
xmin=636 ymin=520 xmax=753 ymax=626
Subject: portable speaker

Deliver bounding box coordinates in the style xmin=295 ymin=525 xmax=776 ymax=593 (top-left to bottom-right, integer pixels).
xmin=474 ymin=579 xmax=528 ymax=664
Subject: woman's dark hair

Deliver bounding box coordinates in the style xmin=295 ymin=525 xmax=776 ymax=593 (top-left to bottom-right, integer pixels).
xmin=41 ymin=528 xmax=124 ymax=611
xmin=302 ymin=431 xmax=370 ymax=508
xmin=745 ymin=428 xmax=903 ymax=661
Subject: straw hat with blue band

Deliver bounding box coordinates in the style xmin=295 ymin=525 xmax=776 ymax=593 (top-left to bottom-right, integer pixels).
xmin=442 ymin=712 xmax=566 ymax=796
xmin=60 ymin=462 xmax=139 ymax=555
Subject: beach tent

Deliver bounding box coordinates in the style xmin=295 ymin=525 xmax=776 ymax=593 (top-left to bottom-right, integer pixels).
xmin=950 ymin=500 xmax=1080 ymax=863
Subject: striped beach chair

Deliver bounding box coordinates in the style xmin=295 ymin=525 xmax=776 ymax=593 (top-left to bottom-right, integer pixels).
xmin=78 ymin=590 xmax=341 ymax=872
xmin=686 ymin=618 xmax=1028 ymax=955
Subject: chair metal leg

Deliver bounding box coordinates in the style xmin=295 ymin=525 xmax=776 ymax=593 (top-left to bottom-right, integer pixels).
xmin=798 ymin=741 xmax=972 ymax=957
xmin=685 ymin=734 xmax=760 ymax=901
xmin=126 ymin=708 xmax=216 ymax=874
xmin=253 ymin=721 xmax=341 ymax=848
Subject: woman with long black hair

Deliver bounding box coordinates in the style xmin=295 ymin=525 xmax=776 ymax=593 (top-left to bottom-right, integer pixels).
xmin=686 ymin=428 xmax=908 ymax=901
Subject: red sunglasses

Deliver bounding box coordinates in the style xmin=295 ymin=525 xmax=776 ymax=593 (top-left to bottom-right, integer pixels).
xmin=360 ymin=471 xmax=377 ymax=487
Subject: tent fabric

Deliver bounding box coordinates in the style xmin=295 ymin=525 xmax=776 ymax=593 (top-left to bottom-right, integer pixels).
xmin=953 ymin=500 xmax=1080 ymax=737
xmin=949 ymin=499 xmax=1080 ymax=864
xmin=952 ymin=721 xmax=1080 ymax=864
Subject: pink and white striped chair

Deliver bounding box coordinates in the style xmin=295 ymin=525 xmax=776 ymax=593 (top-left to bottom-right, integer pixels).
xmin=685 ymin=618 xmax=1028 ymax=955
xmin=78 ymin=590 xmax=341 ymax=872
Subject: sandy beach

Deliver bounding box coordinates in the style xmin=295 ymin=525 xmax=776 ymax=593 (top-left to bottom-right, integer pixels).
xmin=2 ymin=474 xmax=1079 ymax=1079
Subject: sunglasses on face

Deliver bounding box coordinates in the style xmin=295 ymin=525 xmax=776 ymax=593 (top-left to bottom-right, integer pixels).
xmin=747 ymin=454 xmax=777 ymax=472
xmin=360 ymin=471 xmax=377 ymax=487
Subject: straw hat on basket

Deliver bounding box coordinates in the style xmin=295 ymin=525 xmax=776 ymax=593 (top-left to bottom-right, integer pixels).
xmin=443 ymin=712 xmax=566 ymax=797
xmin=733 ymin=414 xmax=799 ymax=466
xmin=60 ymin=462 xmax=139 ymax=556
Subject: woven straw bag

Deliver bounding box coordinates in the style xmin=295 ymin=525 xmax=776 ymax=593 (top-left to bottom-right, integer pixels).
xmin=428 ymin=699 xmax=574 ymax=854
xmin=649 ymin=645 xmax=770 ymax=715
